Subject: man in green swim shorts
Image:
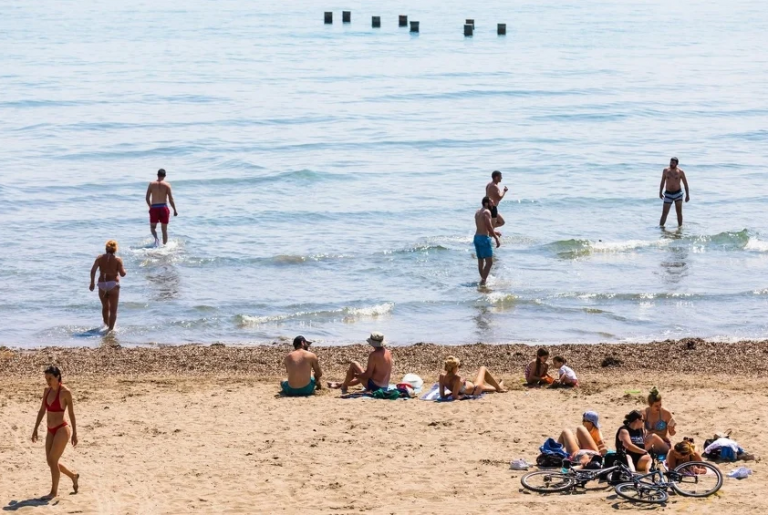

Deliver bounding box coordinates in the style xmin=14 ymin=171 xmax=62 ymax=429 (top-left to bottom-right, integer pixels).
xmin=281 ymin=336 xmax=323 ymax=396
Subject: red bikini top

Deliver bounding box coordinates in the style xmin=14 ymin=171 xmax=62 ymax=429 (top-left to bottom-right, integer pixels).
xmin=45 ymin=387 xmax=65 ymax=412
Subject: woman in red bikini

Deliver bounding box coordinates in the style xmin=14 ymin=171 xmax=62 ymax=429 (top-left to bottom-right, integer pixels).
xmin=31 ymin=366 xmax=79 ymax=499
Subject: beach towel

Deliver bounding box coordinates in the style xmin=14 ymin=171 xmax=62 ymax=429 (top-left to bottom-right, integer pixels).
xmin=341 ymin=385 xmax=409 ymax=400
xmin=418 ymin=383 xmax=484 ymax=401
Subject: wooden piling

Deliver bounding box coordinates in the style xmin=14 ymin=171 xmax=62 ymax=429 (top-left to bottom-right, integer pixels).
xmin=342 ymin=11 xmax=351 ymax=23
xmin=464 ymin=24 xmax=474 ymax=36
xmin=497 ymin=23 xmax=506 ymax=35
xmin=324 ymin=11 xmax=332 ymax=24
xmin=466 ymin=19 xmax=475 ymax=28
xmin=410 ymin=21 xmax=419 ymax=32
xmin=399 ymin=15 xmax=408 ymax=27
xmin=372 ymin=16 xmax=381 ymax=28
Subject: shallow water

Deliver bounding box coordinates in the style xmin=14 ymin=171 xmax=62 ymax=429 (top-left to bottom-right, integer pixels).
xmin=1 ymin=0 xmax=767 ymax=347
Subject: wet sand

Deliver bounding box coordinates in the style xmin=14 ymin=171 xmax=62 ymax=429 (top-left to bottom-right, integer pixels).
xmin=1 ymin=339 xmax=766 ymax=514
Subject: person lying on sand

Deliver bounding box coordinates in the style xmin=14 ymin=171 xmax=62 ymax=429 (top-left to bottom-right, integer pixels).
xmin=644 ymin=386 xmax=676 ymax=453
xmin=281 ymin=336 xmax=322 ymax=397
xmin=438 ymin=356 xmax=507 ymax=399
xmin=558 ymin=410 xmax=607 ymax=466
xmin=525 ymin=348 xmax=554 ymax=386
xmin=551 ymin=356 xmax=578 ymax=387
xmin=327 ymin=332 xmax=391 ymax=394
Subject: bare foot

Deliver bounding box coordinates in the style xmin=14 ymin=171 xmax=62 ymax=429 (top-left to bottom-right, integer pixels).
xmin=73 ymin=473 xmax=79 ymax=493
xmin=327 ymin=382 xmax=342 ymax=389
xmin=42 ymin=493 xmax=56 ymax=501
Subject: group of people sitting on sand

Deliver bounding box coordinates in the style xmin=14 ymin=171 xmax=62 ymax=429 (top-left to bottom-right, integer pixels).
xmin=281 ymin=332 xmax=507 ymax=399
xmin=554 ymin=387 xmax=700 ymax=472
xmin=524 ymin=347 xmax=579 ymax=387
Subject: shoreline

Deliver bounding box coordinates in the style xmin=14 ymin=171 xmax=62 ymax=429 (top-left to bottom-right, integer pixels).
xmin=2 ymin=337 xmax=767 ymax=379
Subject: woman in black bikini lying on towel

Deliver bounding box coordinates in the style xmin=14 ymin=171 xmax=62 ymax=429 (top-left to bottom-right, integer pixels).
xmin=89 ymin=239 xmax=126 ymax=332
xmin=31 ymin=365 xmax=79 ymax=499
xmin=438 ymin=356 xmax=507 ymax=399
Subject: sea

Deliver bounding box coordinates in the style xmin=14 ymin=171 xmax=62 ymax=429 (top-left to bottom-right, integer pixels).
xmin=1 ymin=0 xmax=767 ymax=348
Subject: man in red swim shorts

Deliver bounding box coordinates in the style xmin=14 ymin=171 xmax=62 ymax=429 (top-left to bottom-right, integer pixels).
xmin=145 ymin=168 xmax=178 ymax=246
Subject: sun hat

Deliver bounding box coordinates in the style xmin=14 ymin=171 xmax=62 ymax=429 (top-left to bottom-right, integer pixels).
xmin=583 ymin=411 xmax=600 ymax=428
xmin=366 ymin=332 xmax=386 ymax=348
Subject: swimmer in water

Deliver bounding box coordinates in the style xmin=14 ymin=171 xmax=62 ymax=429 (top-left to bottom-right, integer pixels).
xmin=485 ymin=170 xmax=509 ymax=230
xmin=474 ymin=196 xmax=501 ymax=286
xmin=659 ymin=157 xmax=690 ymax=227
xmin=145 ymin=168 xmax=178 ymax=246
xmin=89 ymin=240 xmax=126 ymax=331
xmin=31 ymin=365 xmax=79 ymax=499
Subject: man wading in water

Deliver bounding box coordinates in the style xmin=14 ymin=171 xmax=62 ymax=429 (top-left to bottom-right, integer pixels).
xmin=659 ymin=157 xmax=690 ymax=227
xmin=145 ymin=168 xmax=178 ymax=246
xmin=485 ymin=170 xmax=508 ymax=230
xmin=474 ymin=197 xmax=501 ymax=287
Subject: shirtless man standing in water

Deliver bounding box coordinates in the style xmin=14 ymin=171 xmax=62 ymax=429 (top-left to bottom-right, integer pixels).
xmin=474 ymin=197 xmax=501 ymax=286
xmin=485 ymin=170 xmax=508 ymax=229
xmin=659 ymin=157 xmax=690 ymax=227
xmin=145 ymin=168 xmax=178 ymax=246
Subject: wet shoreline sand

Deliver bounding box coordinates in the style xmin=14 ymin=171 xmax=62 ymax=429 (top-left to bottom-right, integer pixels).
xmin=2 ymin=339 xmax=767 ymax=514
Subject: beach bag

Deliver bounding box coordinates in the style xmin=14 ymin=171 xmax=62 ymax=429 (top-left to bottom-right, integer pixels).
xmin=536 ymin=438 xmax=569 ymax=468
xmin=536 ymin=453 xmax=564 ymax=468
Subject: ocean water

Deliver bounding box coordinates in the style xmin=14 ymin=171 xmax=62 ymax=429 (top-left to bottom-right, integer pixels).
xmin=1 ymin=0 xmax=767 ymax=347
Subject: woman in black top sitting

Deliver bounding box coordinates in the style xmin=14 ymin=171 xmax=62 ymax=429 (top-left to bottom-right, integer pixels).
xmin=615 ymin=410 xmax=667 ymax=472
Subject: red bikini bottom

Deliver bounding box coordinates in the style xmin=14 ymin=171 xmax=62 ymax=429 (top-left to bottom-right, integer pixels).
xmin=48 ymin=421 xmax=68 ymax=435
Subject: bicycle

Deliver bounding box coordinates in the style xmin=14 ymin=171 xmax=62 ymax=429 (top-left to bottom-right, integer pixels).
xmin=520 ymin=456 xmax=635 ymax=494
xmin=614 ymin=452 xmax=723 ymax=504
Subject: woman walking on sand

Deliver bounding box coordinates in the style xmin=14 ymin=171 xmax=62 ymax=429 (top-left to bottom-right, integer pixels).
xmin=89 ymin=239 xmax=126 ymax=332
xmin=31 ymin=366 xmax=79 ymax=499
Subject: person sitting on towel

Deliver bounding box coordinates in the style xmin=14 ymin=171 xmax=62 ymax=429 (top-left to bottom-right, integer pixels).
xmin=281 ymin=336 xmax=323 ymax=396
xmin=327 ymin=332 xmax=392 ymax=394
xmin=438 ymin=356 xmax=507 ymax=399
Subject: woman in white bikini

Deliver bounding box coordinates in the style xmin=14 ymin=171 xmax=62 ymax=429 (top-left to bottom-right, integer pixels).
xmin=31 ymin=366 xmax=79 ymax=499
xmin=438 ymin=356 xmax=507 ymax=399
xmin=89 ymin=240 xmax=126 ymax=331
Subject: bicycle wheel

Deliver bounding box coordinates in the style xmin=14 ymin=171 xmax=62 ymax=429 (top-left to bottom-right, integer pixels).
xmin=615 ymin=482 xmax=669 ymax=504
xmin=670 ymin=462 xmax=723 ymax=497
xmin=521 ymin=471 xmax=576 ymax=493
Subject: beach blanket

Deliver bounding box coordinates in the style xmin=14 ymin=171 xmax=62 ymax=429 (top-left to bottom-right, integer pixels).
xmin=419 ymin=383 xmax=484 ymax=401
xmin=341 ymin=385 xmax=409 ymax=400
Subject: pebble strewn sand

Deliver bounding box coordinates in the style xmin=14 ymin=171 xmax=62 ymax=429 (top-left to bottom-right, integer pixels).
xmin=2 ymin=338 xmax=767 ymax=379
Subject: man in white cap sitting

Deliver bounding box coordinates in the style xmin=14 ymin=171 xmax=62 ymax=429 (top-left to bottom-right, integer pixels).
xmin=328 ymin=332 xmax=392 ymax=394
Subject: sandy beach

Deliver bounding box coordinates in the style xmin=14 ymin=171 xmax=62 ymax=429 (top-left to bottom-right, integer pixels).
xmin=1 ymin=339 xmax=766 ymax=514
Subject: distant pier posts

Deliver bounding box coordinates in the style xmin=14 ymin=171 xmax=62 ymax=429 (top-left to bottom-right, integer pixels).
xmin=324 ymin=11 xmax=332 ymax=24
xmin=372 ymin=16 xmax=381 ymax=28
xmin=497 ymin=23 xmax=506 ymax=35
xmin=342 ymin=11 xmax=351 ymax=23
xmin=399 ymin=15 xmax=408 ymax=27
xmin=464 ymin=24 xmax=473 ymax=36
xmin=466 ymin=19 xmax=475 ymax=28
xmin=410 ymin=21 xmax=420 ymax=32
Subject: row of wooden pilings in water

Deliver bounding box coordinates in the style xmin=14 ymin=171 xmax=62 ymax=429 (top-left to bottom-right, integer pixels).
xmin=323 ymin=12 xmax=507 ymax=36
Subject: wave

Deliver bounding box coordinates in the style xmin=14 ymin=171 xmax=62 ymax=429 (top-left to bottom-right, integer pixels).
xmin=236 ymin=302 xmax=395 ymax=327
xmin=176 ymin=168 xmax=345 ymax=187
xmin=544 ymin=238 xmax=669 ymax=258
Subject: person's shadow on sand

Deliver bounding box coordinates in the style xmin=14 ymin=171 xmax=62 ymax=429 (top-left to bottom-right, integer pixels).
xmin=3 ymin=498 xmax=56 ymax=511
